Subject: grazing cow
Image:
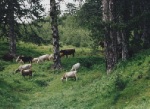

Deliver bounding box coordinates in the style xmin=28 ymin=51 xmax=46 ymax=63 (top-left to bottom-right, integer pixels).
xmin=60 ymin=49 xmax=75 ymax=58
xmin=15 ymin=64 xmax=32 ymax=73
xmin=48 ymin=54 xmax=54 ymax=60
xmin=2 ymin=53 xmax=15 ymax=61
xmin=21 ymin=69 xmax=32 ymax=78
xmin=16 ymin=56 xmax=33 ymax=63
xmin=32 ymin=57 xmax=39 ymax=63
xmin=37 ymin=54 xmax=53 ymax=63
xmin=61 ymin=71 xmax=77 ymax=81
xmin=71 ymin=63 xmax=80 ymax=71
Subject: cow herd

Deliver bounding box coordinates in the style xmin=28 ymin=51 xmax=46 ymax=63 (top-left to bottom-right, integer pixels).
xmin=2 ymin=48 xmax=80 ymax=81
xmin=14 ymin=59 xmax=80 ymax=81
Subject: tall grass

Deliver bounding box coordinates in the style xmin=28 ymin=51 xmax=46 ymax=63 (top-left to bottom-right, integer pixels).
xmin=1 ymin=41 xmax=150 ymax=109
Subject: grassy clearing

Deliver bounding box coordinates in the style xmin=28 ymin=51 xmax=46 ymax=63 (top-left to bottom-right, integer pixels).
xmin=1 ymin=41 xmax=150 ymax=109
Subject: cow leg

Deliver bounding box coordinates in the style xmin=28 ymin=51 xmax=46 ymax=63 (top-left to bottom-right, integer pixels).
xmin=75 ymin=74 xmax=77 ymax=81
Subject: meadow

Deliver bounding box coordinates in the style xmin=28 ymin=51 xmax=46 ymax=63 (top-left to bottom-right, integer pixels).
xmin=0 ymin=41 xmax=150 ymax=109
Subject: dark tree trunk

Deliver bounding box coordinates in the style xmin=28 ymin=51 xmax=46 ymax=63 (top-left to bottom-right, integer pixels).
xmin=50 ymin=0 xmax=62 ymax=69
xmin=116 ymin=31 xmax=122 ymax=59
xmin=121 ymin=0 xmax=130 ymax=60
xmin=141 ymin=1 xmax=150 ymax=49
xmin=102 ymin=0 xmax=118 ymax=74
xmin=142 ymin=24 xmax=150 ymax=49
xmin=8 ymin=3 xmax=16 ymax=56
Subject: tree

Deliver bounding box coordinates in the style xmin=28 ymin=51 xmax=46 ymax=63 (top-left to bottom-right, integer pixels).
xmin=102 ymin=0 xmax=118 ymax=74
xmin=65 ymin=3 xmax=77 ymax=15
xmin=50 ymin=0 xmax=62 ymax=69
xmin=0 ymin=0 xmax=44 ymax=55
xmin=77 ymin=0 xmax=103 ymax=51
xmin=7 ymin=1 xmax=16 ymax=56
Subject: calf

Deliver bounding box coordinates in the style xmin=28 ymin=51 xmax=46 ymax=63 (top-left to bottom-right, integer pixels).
xmin=15 ymin=64 xmax=32 ymax=73
xmin=60 ymin=49 xmax=75 ymax=58
xmin=61 ymin=71 xmax=77 ymax=81
xmin=21 ymin=69 xmax=32 ymax=78
xmin=71 ymin=63 xmax=80 ymax=71
xmin=16 ymin=56 xmax=33 ymax=63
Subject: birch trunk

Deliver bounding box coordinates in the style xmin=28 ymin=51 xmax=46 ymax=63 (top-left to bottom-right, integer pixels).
xmin=50 ymin=0 xmax=62 ymax=69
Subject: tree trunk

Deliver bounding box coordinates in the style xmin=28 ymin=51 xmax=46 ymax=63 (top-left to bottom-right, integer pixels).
xmin=50 ymin=0 xmax=62 ymax=69
xmin=142 ymin=24 xmax=150 ymax=49
xmin=121 ymin=0 xmax=131 ymax=60
xmin=121 ymin=30 xmax=129 ymax=60
xmin=141 ymin=1 xmax=150 ymax=49
xmin=102 ymin=0 xmax=117 ymax=74
xmin=8 ymin=3 xmax=16 ymax=56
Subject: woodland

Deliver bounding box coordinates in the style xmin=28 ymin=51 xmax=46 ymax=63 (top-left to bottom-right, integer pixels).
xmin=0 ymin=0 xmax=150 ymax=108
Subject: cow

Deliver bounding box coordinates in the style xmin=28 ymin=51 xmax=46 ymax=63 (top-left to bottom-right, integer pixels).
xmin=49 ymin=54 xmax=54 ymax=60
xmin=32 ymin=57 xmax=39 ymax=63
xmin=37 ymin=54 xmax=53 ymax=63
xmin=60 ymin=49 xmax=75 ymax=58
xmin=61 ymin=71 xmax=77 ymax=81
xmin=71 ymin=63 xmax=80 ymax=71
xmin=16 ymin=56 xmax=33 ymax=64
xmin=21 ymin=69 xmax=32 ymax=78
xmin=15 ymin=64 xmax=32 ymax=73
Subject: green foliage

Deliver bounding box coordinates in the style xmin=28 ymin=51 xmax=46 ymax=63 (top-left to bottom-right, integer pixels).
xmin=76 ymin=0 xmax=104 ymax=50
xmin=18 ymin=15 xmax=92 ymax=47
xmin=18 ymin=17 xmax=52 ymax=45
xmin=0 ymin=0 xmax=45 ymax=39
xmin=59 ymin=15 xmax=92 ymax=47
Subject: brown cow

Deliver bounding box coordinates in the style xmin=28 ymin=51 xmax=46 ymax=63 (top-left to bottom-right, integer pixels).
xmin=60 ymin=49 xmax=75 ymax=58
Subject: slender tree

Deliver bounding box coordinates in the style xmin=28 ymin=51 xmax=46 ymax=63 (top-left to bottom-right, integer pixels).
xmin=50 ymin=0 xmax=62 ymax=69
xmin=7 ymin=1 xmax=16 ymax=56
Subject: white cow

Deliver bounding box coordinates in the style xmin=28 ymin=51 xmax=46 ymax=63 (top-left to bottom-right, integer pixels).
xmin=15 ymin=64 xmax=32 ymax=73
xmin=37 ymin=54 xmax=52 ymax=63
xmin=48 ymin=54 xmax=54 ymax=60
xmin=61 ymin=71 xmax=77 ymax=81
xmin=32 ymin=58 xmax=39 ymax=63
xmin=71 ymin=63 xmax=80 ymax=71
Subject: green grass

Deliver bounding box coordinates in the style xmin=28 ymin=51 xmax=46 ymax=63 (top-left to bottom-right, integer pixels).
xmin=1 ymin=41 xmax=150 ymax=109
